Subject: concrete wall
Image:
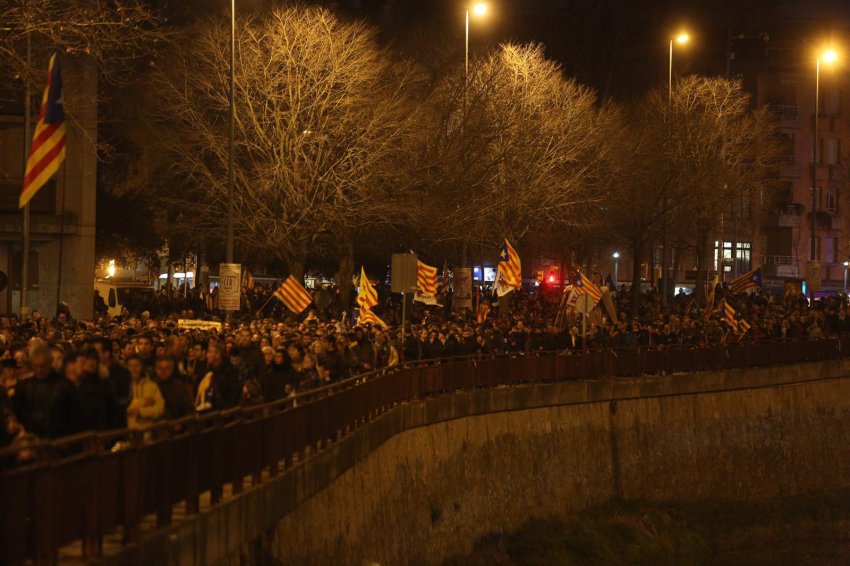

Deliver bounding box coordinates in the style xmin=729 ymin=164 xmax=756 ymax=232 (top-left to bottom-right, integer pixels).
xmin=103 ymin=360 xmax=850 ymax=566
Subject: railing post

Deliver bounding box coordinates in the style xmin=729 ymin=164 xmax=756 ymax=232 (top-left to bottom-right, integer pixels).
xmin=84 ymin=435 xmax=102 ymax=560
xmin=186 ymin=419 xmax=199 ymax=515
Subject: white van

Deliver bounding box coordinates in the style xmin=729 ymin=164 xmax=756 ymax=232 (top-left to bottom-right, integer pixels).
xmin=94 ymin=280 xmax=156 ymax=318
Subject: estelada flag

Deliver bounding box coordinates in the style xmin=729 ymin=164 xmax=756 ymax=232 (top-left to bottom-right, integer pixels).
xmin=730 ymin=268 xmax=762 ymax=295
xmin=356 ymin=266 xmax=379 ymax=311
xmin=575 ymin=272 xmax=602 ymax=305
xmin=357 ymin=308 xmax=387 ymax=329
xmin=273 ymin=275 xmax=312 ymax=314
xmin=496 ymin=239 xmax=522 ymax=288
xmin=21 ymin=53 xmax=66 ymax=208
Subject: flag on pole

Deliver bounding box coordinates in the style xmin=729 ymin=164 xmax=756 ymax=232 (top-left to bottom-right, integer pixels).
xmin=356 ymin=266 xmax=378 ymax=311
xmin=242 ymin=270 xmax=254 ymax=290
xmin=414 ymin=260 xmax=441 ymax=305
xmin=738 ymin=319 xmax=751 ymax=335
xmin=575 ymin=272 xmax=602 ymax=305
xmin=476 ymin=301 xmax=490 ymax=324
xmin=21 ymin=53 xmax=66 ymax=208
xmin=730 ymin=267 xmax=763 ymax=295
xmin=273 ymin=275 xmax=312 ymax=314
xmin=357 ymin=308 xmax=387 ymax=328
xmin=416 ymin=260 xmax=438 ymax=295
xmin=704 ymin=272 xmax=721 ymax=319
xmin=723 ymin=301 xmax=738 ymax=332
xmin=496 ymin=239 xmax=522 ymax=289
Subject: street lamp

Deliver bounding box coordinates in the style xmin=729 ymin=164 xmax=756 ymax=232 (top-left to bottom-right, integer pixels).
xmin=612 ymin=252 xmax=620 ymax=285
xmin=811 ymin=48 xmax=839 ymax=270
xmin=227 ymin=0 xmax=236 ymax=265
xmin=661 ymin=31 xmax=689 ymax=307
xmin=462 ymin=3 xmax=487 ymax=268
xmin=843 ymin=260 xmax=849 ymax=294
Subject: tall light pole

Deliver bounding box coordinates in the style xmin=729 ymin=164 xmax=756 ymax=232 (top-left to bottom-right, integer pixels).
xmin=227 ymin=0 xmax=236 ymax=265
xmin=612 ymin=252 xmax=620 ymax=285
xmin=811 ymin=49 xmax=838 ymax=267
xmin=662 ymin=32 xmax=689 ymax=307
xmin=462 ymin=3 xmax=487 ymax=269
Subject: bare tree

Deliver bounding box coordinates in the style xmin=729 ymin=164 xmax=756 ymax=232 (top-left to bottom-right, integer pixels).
xmin=408 ymin=43 xmax=604 ymax=256
xmin=0 ymin=0 xmax=165 ymax=85
xmin=141 ymin=6 xmax=421 ymax=280
xmin=604 ymin=76 xmax=780 ymax=310
xmin=665 ymin=76 xmax=780 ymax=302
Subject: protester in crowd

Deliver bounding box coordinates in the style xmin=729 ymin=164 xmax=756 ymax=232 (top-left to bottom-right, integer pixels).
xmin=154 ymin=356 xmax=194 ymax=420
xmin=126 ymin=354 xmax=165 ymax=429
xmin=13 ymin=343 xmax=80 ymax=439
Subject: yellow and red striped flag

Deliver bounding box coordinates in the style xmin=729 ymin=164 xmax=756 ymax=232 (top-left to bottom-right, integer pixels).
xmin=497 ymin=239 xmax=522 ymax=288
xmin=417 ymin=260 xmax=438 ymax=295
xmin=356 ymin=266 xmax=378 ymax=311
xmin=357 ymin=308 xmax=387 ymax=328
xmin=476 ymin=301 xmax=490 ymax=324
xmin=730 ymin=268 xmax=762 ymax=295
xmin=273 ymin=275 xmax=312 ymax=314
xmin=21 ymin=53 xmax=66 ymax=208
xmin=738 ymin=319 xmax=751 ymax=335
xmin=575 ymin=272 xmax=602 ymax=305
xmin=723 ymin=301 xmax=738 ymax=332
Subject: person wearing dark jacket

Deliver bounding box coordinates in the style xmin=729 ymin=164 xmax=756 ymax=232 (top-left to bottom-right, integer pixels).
xmin=197 ymin=344 xmax=241 ymax=410
xmin=13 ymin=344 xmax=80 ymax=439
xmin=76 ymin=351 xmax=118 ymax=432
xmin=260 ymin=349 xmax=294 ymax=402
xmin=155 ymin=357 xmax=194 ymax=420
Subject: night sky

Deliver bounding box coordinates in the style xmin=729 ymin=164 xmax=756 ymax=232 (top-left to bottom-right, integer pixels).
xmin=318 ymin=0 xmax=850 ymax=99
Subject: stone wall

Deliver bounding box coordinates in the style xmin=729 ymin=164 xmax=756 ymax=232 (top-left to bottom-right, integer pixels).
xmin=102 ymin=359 xmax=850 ymax=565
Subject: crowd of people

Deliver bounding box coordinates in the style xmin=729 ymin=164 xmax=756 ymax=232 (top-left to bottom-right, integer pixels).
xmin=1 ymin=278 xmax=847 ymax=453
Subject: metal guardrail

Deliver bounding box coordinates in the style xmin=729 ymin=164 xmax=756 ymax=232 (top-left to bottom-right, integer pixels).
xmin=2 ymin=337 xmax=849 ymax=563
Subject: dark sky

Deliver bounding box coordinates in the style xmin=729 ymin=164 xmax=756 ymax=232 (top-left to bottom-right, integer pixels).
xmin=170 ymin=0 xmax=850 ymax=99
xmin=321 ymin=0 xmax=850 ymax=99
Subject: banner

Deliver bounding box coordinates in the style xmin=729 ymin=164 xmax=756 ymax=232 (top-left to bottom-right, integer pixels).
xmin=414 ymin=292 xmax=441 ymax=306
xmin=178 ymin=319 xmax=223 ymax=332
xmin=453 ymin=267 xmax=472 ymax=311
xmin=219 ymin=263 xmax=241 ymax=311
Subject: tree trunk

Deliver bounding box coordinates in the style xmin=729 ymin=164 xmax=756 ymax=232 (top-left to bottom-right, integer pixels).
xmin=288 ymin=253 xmax=306 ymax=283
xmin=693 ymin=230 xmax=709 ymax=305
xmin=672 ymin=245 xmax=682 ymax=298
xmin=338 ymin=241 xmax=354 ymax=310
xmin=630 ymin=239 xmax=643 ymax=320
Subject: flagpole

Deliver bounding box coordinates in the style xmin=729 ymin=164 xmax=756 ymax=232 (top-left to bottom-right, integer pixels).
xmin=21 ymin=32 xmax=31 ymax=318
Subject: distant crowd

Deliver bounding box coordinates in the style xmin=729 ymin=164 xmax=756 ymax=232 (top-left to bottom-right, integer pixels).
xmin=1 ymin=279 xmax=846 ymax=453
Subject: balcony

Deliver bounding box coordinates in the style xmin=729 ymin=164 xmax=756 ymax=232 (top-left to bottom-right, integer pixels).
xmin=779 ymin=155 xmax=802 ymax=179
xmin=762 ymin=255 xmax=799 ymax=278
xmin=763 ymin=204 xmax=803 ymax=228
xmin=771 ymin=104 xmax=802 ymax=130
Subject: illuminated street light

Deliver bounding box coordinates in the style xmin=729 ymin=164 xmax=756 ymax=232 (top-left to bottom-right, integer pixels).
xmin=612 ymin=252 xmax=620 ymax=284
xmin=462 ymin=2 xmax=488 ymax=269
xmin=810 ymin=47 xmax=839 ymax=290
xmin=662 ymin=31 xmax=690 ymax=306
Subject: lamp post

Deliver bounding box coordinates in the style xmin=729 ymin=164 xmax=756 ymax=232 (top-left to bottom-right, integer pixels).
xmin=227 ymin=0 xmax=236 ymax=265
xmin=843 ymin=260 xmax=849 ymax=295
xmin=461 ymin=2 xmax=487 ymax=267
xmin=461 ymin=3 xmax=487 ymax=269
xmin=811 ymin=49 xmax=838 ymax=267
xmin=612 ymin=252 xmax=620 ymax=285
xmin=662 ymin=32 xmax=689 ymax=307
